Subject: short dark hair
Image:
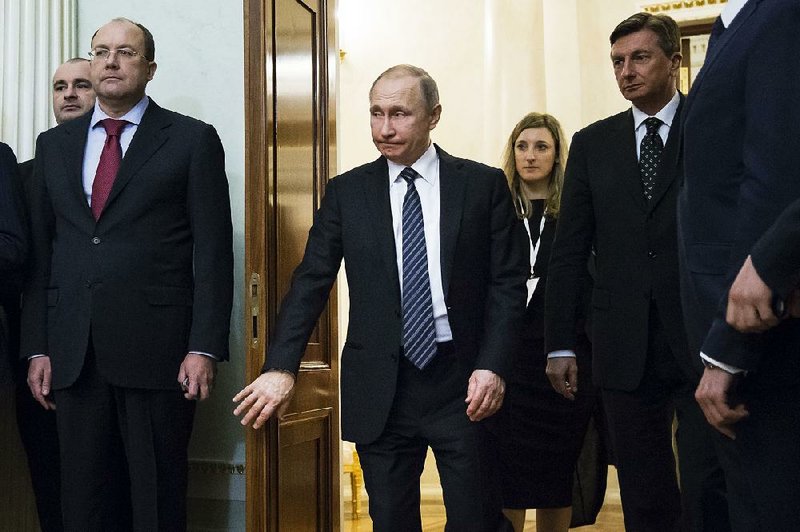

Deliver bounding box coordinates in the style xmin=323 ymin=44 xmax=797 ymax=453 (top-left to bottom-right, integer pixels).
xmin=610 ymin=12 xmax=681 ymax=57
xmin=370 ymin=64 xmax=440 ymax=114
xmin=91 ymin=17 xmax=156 ymax=61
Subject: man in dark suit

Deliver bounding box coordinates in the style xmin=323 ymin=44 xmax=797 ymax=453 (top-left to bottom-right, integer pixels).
xmin=679 ymin=0 xmax=800 ymax=528
xmin=234 ymin=64 xmax=527 ymax=531
xmin=22 ymin=18 xmax=233 ymax=531
xmin=12 ymin=57 xmax=96 ymax=532
xmin=1 ymin=142 xmax=27 ymax=380
xmin=545 ymin=13 xmax=731 ymax=532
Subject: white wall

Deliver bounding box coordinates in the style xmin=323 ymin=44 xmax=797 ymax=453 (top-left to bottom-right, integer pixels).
xmin=77 ymin=1 xmax=247 ymax=503
xmin=337 ymin=0 xmax=547 ymax=173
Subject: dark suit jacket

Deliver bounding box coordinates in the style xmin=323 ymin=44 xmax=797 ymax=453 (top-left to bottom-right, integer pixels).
xmin=263 ymin=145 xmax=528 ymax=444
xmin=0 ymin=143 xmax=26 ymax=272
xmin=679 ymin=0 xmax=800 ymax=381
xmin=21 ymin=99 xmax=234 ymax=390
xmin=0 ymin=143 xmax=27 ymax=383
xmin=546 ymin=95 xmax=698 ymax=392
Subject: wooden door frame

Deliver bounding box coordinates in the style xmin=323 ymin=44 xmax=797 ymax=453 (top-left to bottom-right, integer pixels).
xmin=243 ymin=1 xmax=271 ymax=528
xmin=243 ymin=0 xmax=339 ymax=529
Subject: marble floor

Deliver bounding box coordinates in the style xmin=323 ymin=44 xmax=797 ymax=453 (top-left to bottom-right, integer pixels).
xmin=343 ymin=467 xmax=624 ymax=531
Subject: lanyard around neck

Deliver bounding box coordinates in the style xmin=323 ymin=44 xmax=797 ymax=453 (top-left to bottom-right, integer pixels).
xmin=521 ymin=200 xmax=546 ymax=304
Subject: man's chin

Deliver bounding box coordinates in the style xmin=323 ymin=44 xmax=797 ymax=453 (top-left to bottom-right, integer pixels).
xmin=56 ymin=112 xmax=82 ymax=123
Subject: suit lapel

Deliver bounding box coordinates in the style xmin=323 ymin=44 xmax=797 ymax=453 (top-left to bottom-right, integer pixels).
xmin=57 ymin=113 xmax=93 ymax=219
xmin=616 ymin=111 xmax=648 ymax=212
xmin=103 ymin=98 xmax=170 ymax=214
xmin=684 ymin=0 xmax=761 ymax=115
xmin=648 ymin=94 xmax=685 ymax=211
xmin=436 ymin=146 xmax=465 ymax=298
xmin=362 ymin=157 xmax=401 ymax=295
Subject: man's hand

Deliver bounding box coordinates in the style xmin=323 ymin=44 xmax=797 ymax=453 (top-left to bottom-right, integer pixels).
xmin=695 ymin=366 xmax=749 ymax=439
xmin=233 ymin=370 xmax=296 ymax=429
xmin=177 ymin=353 xmax=217 ymax=401
xmin=546 ymin=357 xmax=578 ymax=400
xmin=727 ymin=255 xmax=780 ymax=333
xmin=27 ymin=356 xmax=56 ymax=410
xmin=465 ymin=369 xmax=505 ymax=421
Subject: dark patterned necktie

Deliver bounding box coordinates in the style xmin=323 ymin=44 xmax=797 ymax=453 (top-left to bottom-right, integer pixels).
xmin=92 ymin=118 xmax=128 ymax=220
xmin=639 ymin=117 xmax=663 ymax=201
xmin=400 ymin=166 xmax=437 ymax=369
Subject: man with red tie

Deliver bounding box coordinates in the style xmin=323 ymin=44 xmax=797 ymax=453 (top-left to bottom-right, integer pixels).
xmin=23 ymin=18 xmax=233 ymax=531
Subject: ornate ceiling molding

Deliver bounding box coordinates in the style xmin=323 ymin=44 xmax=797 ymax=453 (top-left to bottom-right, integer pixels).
xmin=641 ymin=0 xmax=727 ymax=22
xmin=642 ymin=0 xmax=727 ymax=13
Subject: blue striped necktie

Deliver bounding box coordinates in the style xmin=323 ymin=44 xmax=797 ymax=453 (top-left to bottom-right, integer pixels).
xmin=400 ymin=166 xmax=437 ymax=369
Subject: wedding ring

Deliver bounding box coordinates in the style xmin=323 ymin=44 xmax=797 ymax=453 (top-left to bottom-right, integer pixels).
xmin=181 ymin=377 xmax=190 ymax=390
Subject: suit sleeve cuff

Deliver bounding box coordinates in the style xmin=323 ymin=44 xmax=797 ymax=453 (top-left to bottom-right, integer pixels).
xmin=263 ymin=368 xmax=297 ymax=380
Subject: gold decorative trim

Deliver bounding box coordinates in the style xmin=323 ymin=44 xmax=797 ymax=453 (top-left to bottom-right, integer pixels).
xmin=643 ymin=0 xmax=727 ymax=13
xmin=188 ymin=460 xmax=246 ymax=475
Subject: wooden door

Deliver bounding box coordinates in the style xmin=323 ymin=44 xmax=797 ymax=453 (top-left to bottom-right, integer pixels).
xmin=244 ymin=0 xmax=339 ymax=530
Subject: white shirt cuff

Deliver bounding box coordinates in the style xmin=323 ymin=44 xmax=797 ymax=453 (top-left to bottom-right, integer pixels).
xmin=547 ymin=350 xmax=577 ymax=359
xmin=189 ymin=351 xmax=219 ymax=361
xmin=700 ymin=352 xmax=746 ymax=375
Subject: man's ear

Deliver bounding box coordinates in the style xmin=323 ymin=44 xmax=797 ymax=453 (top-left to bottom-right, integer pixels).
xmin=670 ymin=53 xmax=682 ymax=72
xmin=147 ymin=61 xmax=158 ymax=81
xmin=429 ymin=103 xmax=442 ymax=131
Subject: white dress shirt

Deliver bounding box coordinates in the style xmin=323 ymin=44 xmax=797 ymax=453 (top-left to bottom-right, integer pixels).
xmin=82 ymin=95 xmax=149 ymax=206
xmin=387 ymin=143 xmax=453 ymax=343
xmin=721 ymin=0 xmax=748 ymax=27
xmin=632 ymin=91 xmax=680 ymax=159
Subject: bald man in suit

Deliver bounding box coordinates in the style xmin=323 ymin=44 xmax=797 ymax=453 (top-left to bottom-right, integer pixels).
xmin=23 ymin=18 xmax=232 ymax=531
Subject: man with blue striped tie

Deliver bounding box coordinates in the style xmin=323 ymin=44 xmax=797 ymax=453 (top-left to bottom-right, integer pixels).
xmin=235 ymin=64 xmax=528 ymax=531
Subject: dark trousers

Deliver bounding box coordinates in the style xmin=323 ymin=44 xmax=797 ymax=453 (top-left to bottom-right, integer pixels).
xmin=14 ymin=362 xmax=63 ymax=532
xmin=602 ymin=308 xmax=732 ymax=532
xmin=7 ymin=299 xmax=63 ymax=532
xmin=356 ymin=343 xmax=512 ymax=532
xmin=731 ymin=383 xmax=800 ymax=531
xmin=54 ymin=348 xmax=195 ymax=532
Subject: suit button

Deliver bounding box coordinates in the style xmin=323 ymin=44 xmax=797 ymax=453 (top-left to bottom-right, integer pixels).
xmin=648 ymin=250 xmax=657 ymax=259
xmin=85 ymin=280 xmax=92 ymax=288
xmin=91 ymin=236 xmax=101 ymax=245
xmin=390 ymin=353 xmax=397 ymax=361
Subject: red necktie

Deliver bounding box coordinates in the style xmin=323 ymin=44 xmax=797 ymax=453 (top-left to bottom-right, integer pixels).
xmin=91 ymin=118 xmax=128 ymax=220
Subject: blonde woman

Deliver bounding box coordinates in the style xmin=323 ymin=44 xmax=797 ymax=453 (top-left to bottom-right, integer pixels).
xmin=487 ymin=113 xmax=600 ymax=532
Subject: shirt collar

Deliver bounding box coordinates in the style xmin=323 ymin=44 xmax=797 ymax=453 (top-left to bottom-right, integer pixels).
xmin=387 ymin=143 xmax=439 ymax=186
xmin=90 ymin=95 xmax=150 ymax=129
xmin=632 ymin=91 xmax=681 ymax=132
xmin=721 ymin=0 xmax=749 ymax=27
